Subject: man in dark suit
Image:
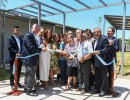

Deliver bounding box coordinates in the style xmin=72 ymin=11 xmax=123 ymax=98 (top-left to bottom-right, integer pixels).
xmin=8 ymin=26 xmax=23 ymax=90
xmin=92 ymin=28 xmax=109 ymax=97
xmin=107 ymin=27 xmax=119 ymax=95
xmin=22 ymin=24 xmax=46 ymax=96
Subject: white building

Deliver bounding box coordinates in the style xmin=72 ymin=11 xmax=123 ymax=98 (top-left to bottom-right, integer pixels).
xmin=0 ymin=15 xmax=78 ymax=65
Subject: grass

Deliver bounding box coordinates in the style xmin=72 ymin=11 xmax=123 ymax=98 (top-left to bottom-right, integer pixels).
xmin=116 ymin=52 xmax=130 ymax=75
xmin=0 ymin=68 xmax=9 ymax=81
xmin=0 ymin=68 xmax=24 ymax=81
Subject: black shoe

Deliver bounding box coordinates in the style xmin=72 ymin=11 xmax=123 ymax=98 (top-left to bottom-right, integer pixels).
xmin=60 ymin=81 xmax=65 ymax=85
xmin=32 ymin=89 xmax=36 ymax=93
xmin=91 ymin=90 xmax=100 ymax=94
xmin=27 ymin=92 xmax=38 ymax=96
xmin=18 ymin=83 xmax=24 ymax=88
xmin=99 ymin=92 xmax=106 ymax=97
xmin=24 ymin=88 xmax=36 ymax=93
xmin=24 ymin=88 xmax=27 ymax=93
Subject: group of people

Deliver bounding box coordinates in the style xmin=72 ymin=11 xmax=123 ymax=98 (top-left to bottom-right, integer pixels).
xmin=8 ymin=24 xmax=119 ymax=97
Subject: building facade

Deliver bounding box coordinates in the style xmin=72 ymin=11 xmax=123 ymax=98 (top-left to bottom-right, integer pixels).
xmin=0 ymin=15 xmax=77 ymax=64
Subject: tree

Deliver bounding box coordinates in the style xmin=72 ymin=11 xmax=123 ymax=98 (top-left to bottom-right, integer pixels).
xmin=0 ymin=0 xmax=8 ymax=9
xmin=126 ymin=37 xmax=130 ymax=46
xmin=95 ymin=16 xmax=103 ymax=28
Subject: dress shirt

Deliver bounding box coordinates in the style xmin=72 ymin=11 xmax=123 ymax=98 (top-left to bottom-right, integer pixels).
xmin=13 ymin=34 xmax=21 ymax=53
xmin=94 ymin=39 xmax=98 ymax=50
xmin=77 ymin=40 xmax=93 ymax=61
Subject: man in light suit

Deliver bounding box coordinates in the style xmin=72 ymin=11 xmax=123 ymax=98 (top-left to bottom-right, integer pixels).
xmin=22 ymin=24 xmax=46 ymax=96
xmin=107 ymin=27 xmax=119 ymax=95
xmin=92 ymin=28 xmax=109 ymax=97
xmin=8 ymin=26 xmax=23 ymax=90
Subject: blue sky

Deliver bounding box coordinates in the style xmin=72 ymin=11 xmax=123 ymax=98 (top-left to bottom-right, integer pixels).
xmin=4 ymin=0 xmax=130 ymax=39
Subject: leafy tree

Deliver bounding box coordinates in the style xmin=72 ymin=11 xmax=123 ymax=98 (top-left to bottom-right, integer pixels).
xmin=95 ymin=16 xmax=103 ymax=28
xmin=0 ymin=0 xmax=8 ymax=9
xmin=126 ymin=37 xmax=130 ymax=45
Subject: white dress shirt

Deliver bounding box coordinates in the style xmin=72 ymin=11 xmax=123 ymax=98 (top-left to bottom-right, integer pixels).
xmin=13 ymin=34 xmax=21 ymax=53
xmin=34 ymin=34 xmax=38 ymax=45
xmin=94 ymin=39 xmax=98 ymax=50
xmin=77 ymin=40 xmax=93 ymax=61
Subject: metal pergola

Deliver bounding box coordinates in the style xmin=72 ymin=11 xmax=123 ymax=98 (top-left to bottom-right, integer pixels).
xmin=1 ymin=0 xmax=130 ymax=76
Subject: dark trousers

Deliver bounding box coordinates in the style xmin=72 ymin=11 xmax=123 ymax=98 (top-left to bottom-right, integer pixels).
xmin=36 ymin=64 xmax=39 ymax=81
xmin=78 ymin=59 xmax=91 ymax=91
xmin=89 ymin=65 xmax=95 ymax=86
xmin=24 ymin=65 xmax=35 ymax=89
xmin=108 ymin=64 xmax=114 ymax=92
xmin=59 ymin=59 xmax=67 ymax=82
xmin=95 ymin=66 xmax=108 ymax=92
xmin=9 ymin=59 xmax=22 ymax=86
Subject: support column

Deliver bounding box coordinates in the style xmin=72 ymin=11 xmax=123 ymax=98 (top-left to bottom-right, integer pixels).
xmin=121 ymin=2 xmax=126 ymax=76
xmin=1 ymin=12 xmax=6 ymax=67
xmin=103 ymin=16 xmax=105 ymax=35
xmin=53 ymin=25 xmax=55 ymax=34
xmin=63 ymin=13 xmax=66 ymax=33
xmin=116 ymin=29 xmax=117 ymax=38
xmin=38 ymin=3 xmax=41 ymax=26
xmin=29 ymin=18 xmax=31 ymax=32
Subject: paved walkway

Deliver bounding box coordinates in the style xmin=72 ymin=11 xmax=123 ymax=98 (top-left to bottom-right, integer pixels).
xmin=0 ymin=77 xmax=130 ymax=100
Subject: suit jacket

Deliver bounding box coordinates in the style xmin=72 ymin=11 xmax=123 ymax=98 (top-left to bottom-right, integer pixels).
xmin=22 ymin=32 xmax=42 ymax=66
xmin=106 ymin=36 xmax=119 ymax=63
xmin=93 ymin=35 xmax=109 ymax=67
xmin=8 ymin=35 xmax=23 ymax=61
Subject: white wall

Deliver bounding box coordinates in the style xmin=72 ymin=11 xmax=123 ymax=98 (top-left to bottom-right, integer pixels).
xmin=2 ymin=17 xmax=76 ymax=63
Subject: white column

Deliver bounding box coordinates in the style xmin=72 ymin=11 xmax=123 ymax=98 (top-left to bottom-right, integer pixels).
xmin=29 ymin=18 xmax=31 ymax=32
xmin=121 ymin=2 xmax=126 ymax=76
xmin=103 ymin=16 xmax=105 ymax=35
xmin=63 ymin=13 xmax=66 ymax=33
xmin=53 ymin=25 xmax=55 ymax=34
xmin=38 ymin=3 xmax=41 ymax=26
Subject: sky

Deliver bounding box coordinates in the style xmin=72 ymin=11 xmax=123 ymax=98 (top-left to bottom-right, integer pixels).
xmin=3 ymin=0 xmax=130 ymax=39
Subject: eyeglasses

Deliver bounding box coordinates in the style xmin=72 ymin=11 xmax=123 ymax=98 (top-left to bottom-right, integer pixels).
xmin=16 ymin=30 xmax=20 ymax=31
xmin=94 ymin=31 xmax=100 ymax=34
xmin=107 ymin=31 xmax=112 ymax=32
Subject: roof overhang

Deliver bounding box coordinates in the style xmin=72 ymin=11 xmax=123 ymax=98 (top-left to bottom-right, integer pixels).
xmin=105 ymin=15 xmax=130 ymax=30
xmin=1 ymin=0 xmax=130 ymax=19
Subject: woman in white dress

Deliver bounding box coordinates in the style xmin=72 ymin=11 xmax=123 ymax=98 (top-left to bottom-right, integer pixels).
xmin=39 ymin=38 xmax=50 ymax=90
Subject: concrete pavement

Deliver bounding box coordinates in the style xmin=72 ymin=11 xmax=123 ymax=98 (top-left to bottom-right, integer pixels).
xmin=0 ymin=77 xmax=130 ymax=100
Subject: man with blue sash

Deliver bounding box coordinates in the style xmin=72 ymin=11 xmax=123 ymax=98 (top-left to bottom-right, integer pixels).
xmin=22 ymin=24 xmax=46 ymax=96
xmin=92 ymin=28 xmax=109 ymax=97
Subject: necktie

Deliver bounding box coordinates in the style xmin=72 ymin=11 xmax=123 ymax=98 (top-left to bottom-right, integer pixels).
xmin=94 ymin=40 xmax=98 ymax=50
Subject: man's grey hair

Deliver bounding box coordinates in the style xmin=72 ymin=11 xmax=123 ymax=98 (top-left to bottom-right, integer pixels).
xmin=93 ymin=27 xmax=102 ymax=33
xmin=32 ymin=24 xmax=41 ymax=29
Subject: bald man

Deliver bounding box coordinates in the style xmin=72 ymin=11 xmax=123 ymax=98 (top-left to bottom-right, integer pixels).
xmin=22 ymin=24 xmax=46 ymax=96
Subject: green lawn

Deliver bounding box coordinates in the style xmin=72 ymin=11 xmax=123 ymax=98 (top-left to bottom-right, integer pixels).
xmin=0 ymin=68 xmax=24 ymax=81
xmin=116 ymin=52 xmax=130 ymax=75
xmin=0 ymin=68 xmax=9 ymax=81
